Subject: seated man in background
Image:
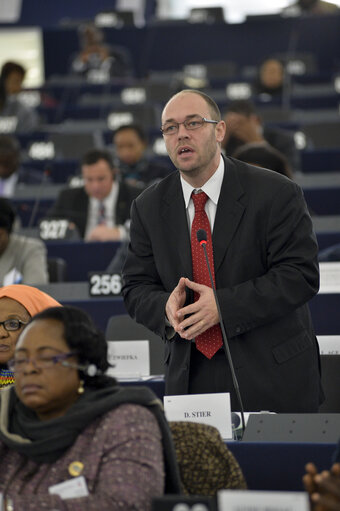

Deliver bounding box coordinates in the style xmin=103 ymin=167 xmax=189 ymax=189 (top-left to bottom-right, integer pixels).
xmin=48 ymin=149 xmax=142 ymax=241
xmin=0 ymin=198 xmax=48 ymax=285
xmin=0 ymin=135 xmax=43 ymax=197
xmin=223 ymin=99 xmax=301 ymax=173
xmin=113 ymin=123 xmax=173 ymax=187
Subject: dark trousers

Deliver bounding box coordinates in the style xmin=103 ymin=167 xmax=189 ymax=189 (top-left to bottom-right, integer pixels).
xmin=188 ymin=343 xmax=240 ymax=410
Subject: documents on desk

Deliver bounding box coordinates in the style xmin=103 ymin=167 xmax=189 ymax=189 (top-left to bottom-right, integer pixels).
xmin=218 ymin=490 xmax=309 ymax=511
xmin=319 ymin=262 xmax=340 ymax=293
xmin=317 ymin=335 xmax=340 ymax=355
xmin=106 ymin=340 xmax=150 ymax=379
xmin=163 ymin=393 xmax=232 ymax=440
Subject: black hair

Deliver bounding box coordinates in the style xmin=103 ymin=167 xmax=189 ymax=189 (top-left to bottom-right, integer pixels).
xmin=225 ymin=99 xmax=257 ymax=117
xmin=113 ymin=123 xmax=148 ymax=143
xmin=0 ymin=61 xmax=26 ymax=82
xmin=81 ymin=148 xmax=114 ymax=170
xmin=30 ymin=306 xmax=115 ymax=388
xmin=0 ymin=80 xmax=6 ymax=110
xmin=0 ymin=135 xmax=21 ymax=175
xmin=233 ymin=143 xmax=292 ymax=179
xmin=0 ymin=198 xmax=16 ymax=233
xmin=0 ymin=134 xmax=21 ymax=155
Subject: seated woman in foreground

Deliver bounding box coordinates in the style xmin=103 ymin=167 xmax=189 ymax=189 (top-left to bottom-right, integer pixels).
xmin=0 ymin=305 xmax=180 ymax=510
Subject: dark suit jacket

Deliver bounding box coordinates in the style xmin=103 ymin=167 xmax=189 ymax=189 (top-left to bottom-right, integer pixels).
xmin=122 ymin=156 xmax=323 ymax=413
xmin=47 ymin=181 xmax=141 ymax=238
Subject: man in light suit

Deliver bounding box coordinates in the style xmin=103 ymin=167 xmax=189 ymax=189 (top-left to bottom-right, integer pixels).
xmin=48 ymin=149 xmax=142 ymax=241
xmin=122 ymin=90 xmax=323 ymax=413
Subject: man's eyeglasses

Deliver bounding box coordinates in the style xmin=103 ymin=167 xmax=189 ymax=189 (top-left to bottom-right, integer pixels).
xmin=8 ymin=351 xmax=76 ymax=373
xmin=161 ymin=115 xmax=218 ymax=136
xmin=0 ymin=319 xmax=28 ymax=332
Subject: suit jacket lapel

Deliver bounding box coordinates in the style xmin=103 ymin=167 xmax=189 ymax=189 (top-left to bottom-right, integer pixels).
xmin=79 ymin=189 xmax=90 ymax=238
xmin=213 ymin=157 xmax=246 ymax=273
xmin=162 ymin=173 xmax=193 ymax=278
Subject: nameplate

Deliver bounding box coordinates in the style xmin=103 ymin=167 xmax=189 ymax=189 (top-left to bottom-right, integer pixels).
xmin=106 ymin=340 xmax=150 ymax=378
xmin=88 ymin=272 xmax=122 ymax=296
xmin=318 ymin=335 xmax=340 ymax=355
xmin=107 ymin=111 xmax=134 ymax=130
xmin=49 ymin=476 xmax=89 ymax=500
xmin=164 ymin=393 xmax=232 ymax=440
xmin=319 ymin=262 xmax=340 ymax=293
xmin=218 ymin=490 xmax=309 ymax=511
xmin=39 ymin=219 xmax=71 ymax=240
xmin=0 ymin=116 xmax=17 ymax=133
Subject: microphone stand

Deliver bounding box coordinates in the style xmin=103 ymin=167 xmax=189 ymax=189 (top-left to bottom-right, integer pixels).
xmin=199 ymin=235 xmax=246 ymax=439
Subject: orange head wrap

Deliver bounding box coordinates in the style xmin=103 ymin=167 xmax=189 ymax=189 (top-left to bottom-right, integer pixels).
xmin=0 ymin=284 xmax=61 ymax=317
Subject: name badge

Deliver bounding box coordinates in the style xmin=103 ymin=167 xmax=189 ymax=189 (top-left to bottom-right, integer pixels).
xmin=88 ymin=273 xmax=122 ymax=296
xmin=106 ymin=340 xmax=150 ymax=378
xmin=317 ymin=335 xmax=340 ymax=355
xmin=218 ymin=490 xmax=309 ymax=511
xmin=319 ymin=262 xmax=340 ymax=293
xmin=48 ymin=475 xmax=89 ymax=500
xmin=39 ymin=219 xmax=71 ymax=240
xmin=164 ymin=392 xmax=232 ymax=440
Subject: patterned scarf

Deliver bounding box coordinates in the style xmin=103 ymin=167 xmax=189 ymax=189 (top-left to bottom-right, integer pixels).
xmin=0 ymin=366 xmax=14 ymax=389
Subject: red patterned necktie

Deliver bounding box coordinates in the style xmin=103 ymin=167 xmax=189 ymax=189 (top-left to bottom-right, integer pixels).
xmin=98 ymin=201 xmax=106 ymax=225
xmin=191 ymin=191 xmax=223 ymax=359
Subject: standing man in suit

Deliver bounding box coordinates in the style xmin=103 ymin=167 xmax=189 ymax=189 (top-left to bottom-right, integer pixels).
xmin=122 ymin=89 xmax=323 ymax=413
xmin=48 ymin=149 xmax=142 ymax=241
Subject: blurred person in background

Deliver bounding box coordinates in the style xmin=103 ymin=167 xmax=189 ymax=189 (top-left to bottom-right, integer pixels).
xmin=223 ymin=99 xmax=300 ymax=173
xmin=0 ymin=305 xmax=180 ymax=509
xmin=232 ymin=143 xmax=293 ymax=179
xmin=0 ymin=284 xmax=60 ymax=389
xmin=282 ymin=0 xmax=339 ymax=15
xmin=0 ymin=198 xmax=48 ymax=286
xmin=0 ymin=135 xmax=44 ymax=197
xmin=0 ymin=62 xmax=39 ymax=133
xmin=0 ymin=61 xmax=25 ymax=96
xmin=113 ymin=123 xmax=172 ymax=187
xmin=70 ymin=23 xmax=133 ymax=79
xmin=252 ymin=58 xmax=285 ymax=98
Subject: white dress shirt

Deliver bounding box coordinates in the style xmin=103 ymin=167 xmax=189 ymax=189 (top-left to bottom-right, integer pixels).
xmin=180 ymin=154 xmax=225 ymax=233
xmin=85 ymin=181 xmax=126 ymax=239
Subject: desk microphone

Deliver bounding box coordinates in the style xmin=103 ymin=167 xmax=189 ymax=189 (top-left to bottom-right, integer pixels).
xmin=27 ymin=166 xmax=52 ymax=229
xmin=61 ymin=360 xmax=104 ymax=376
xmin=196 ymin=228 xmax=246 ymax=438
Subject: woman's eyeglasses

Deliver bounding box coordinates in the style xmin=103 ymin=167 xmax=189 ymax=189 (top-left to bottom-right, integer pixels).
xmin=0 ymin=319 xmax=28 ymax=332
xmin=8 ymin=352 xmax=76 ymax=373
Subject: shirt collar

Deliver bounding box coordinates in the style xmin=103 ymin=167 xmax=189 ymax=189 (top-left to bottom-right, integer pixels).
xmin=181 ymin=154 xmax=225 ymax=209
xmin=89 ymin=180 xmax=118 ymax=209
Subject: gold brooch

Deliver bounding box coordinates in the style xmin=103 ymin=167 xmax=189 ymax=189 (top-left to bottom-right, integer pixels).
xmin=68 ymin=461 xmax=84 ymax=477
